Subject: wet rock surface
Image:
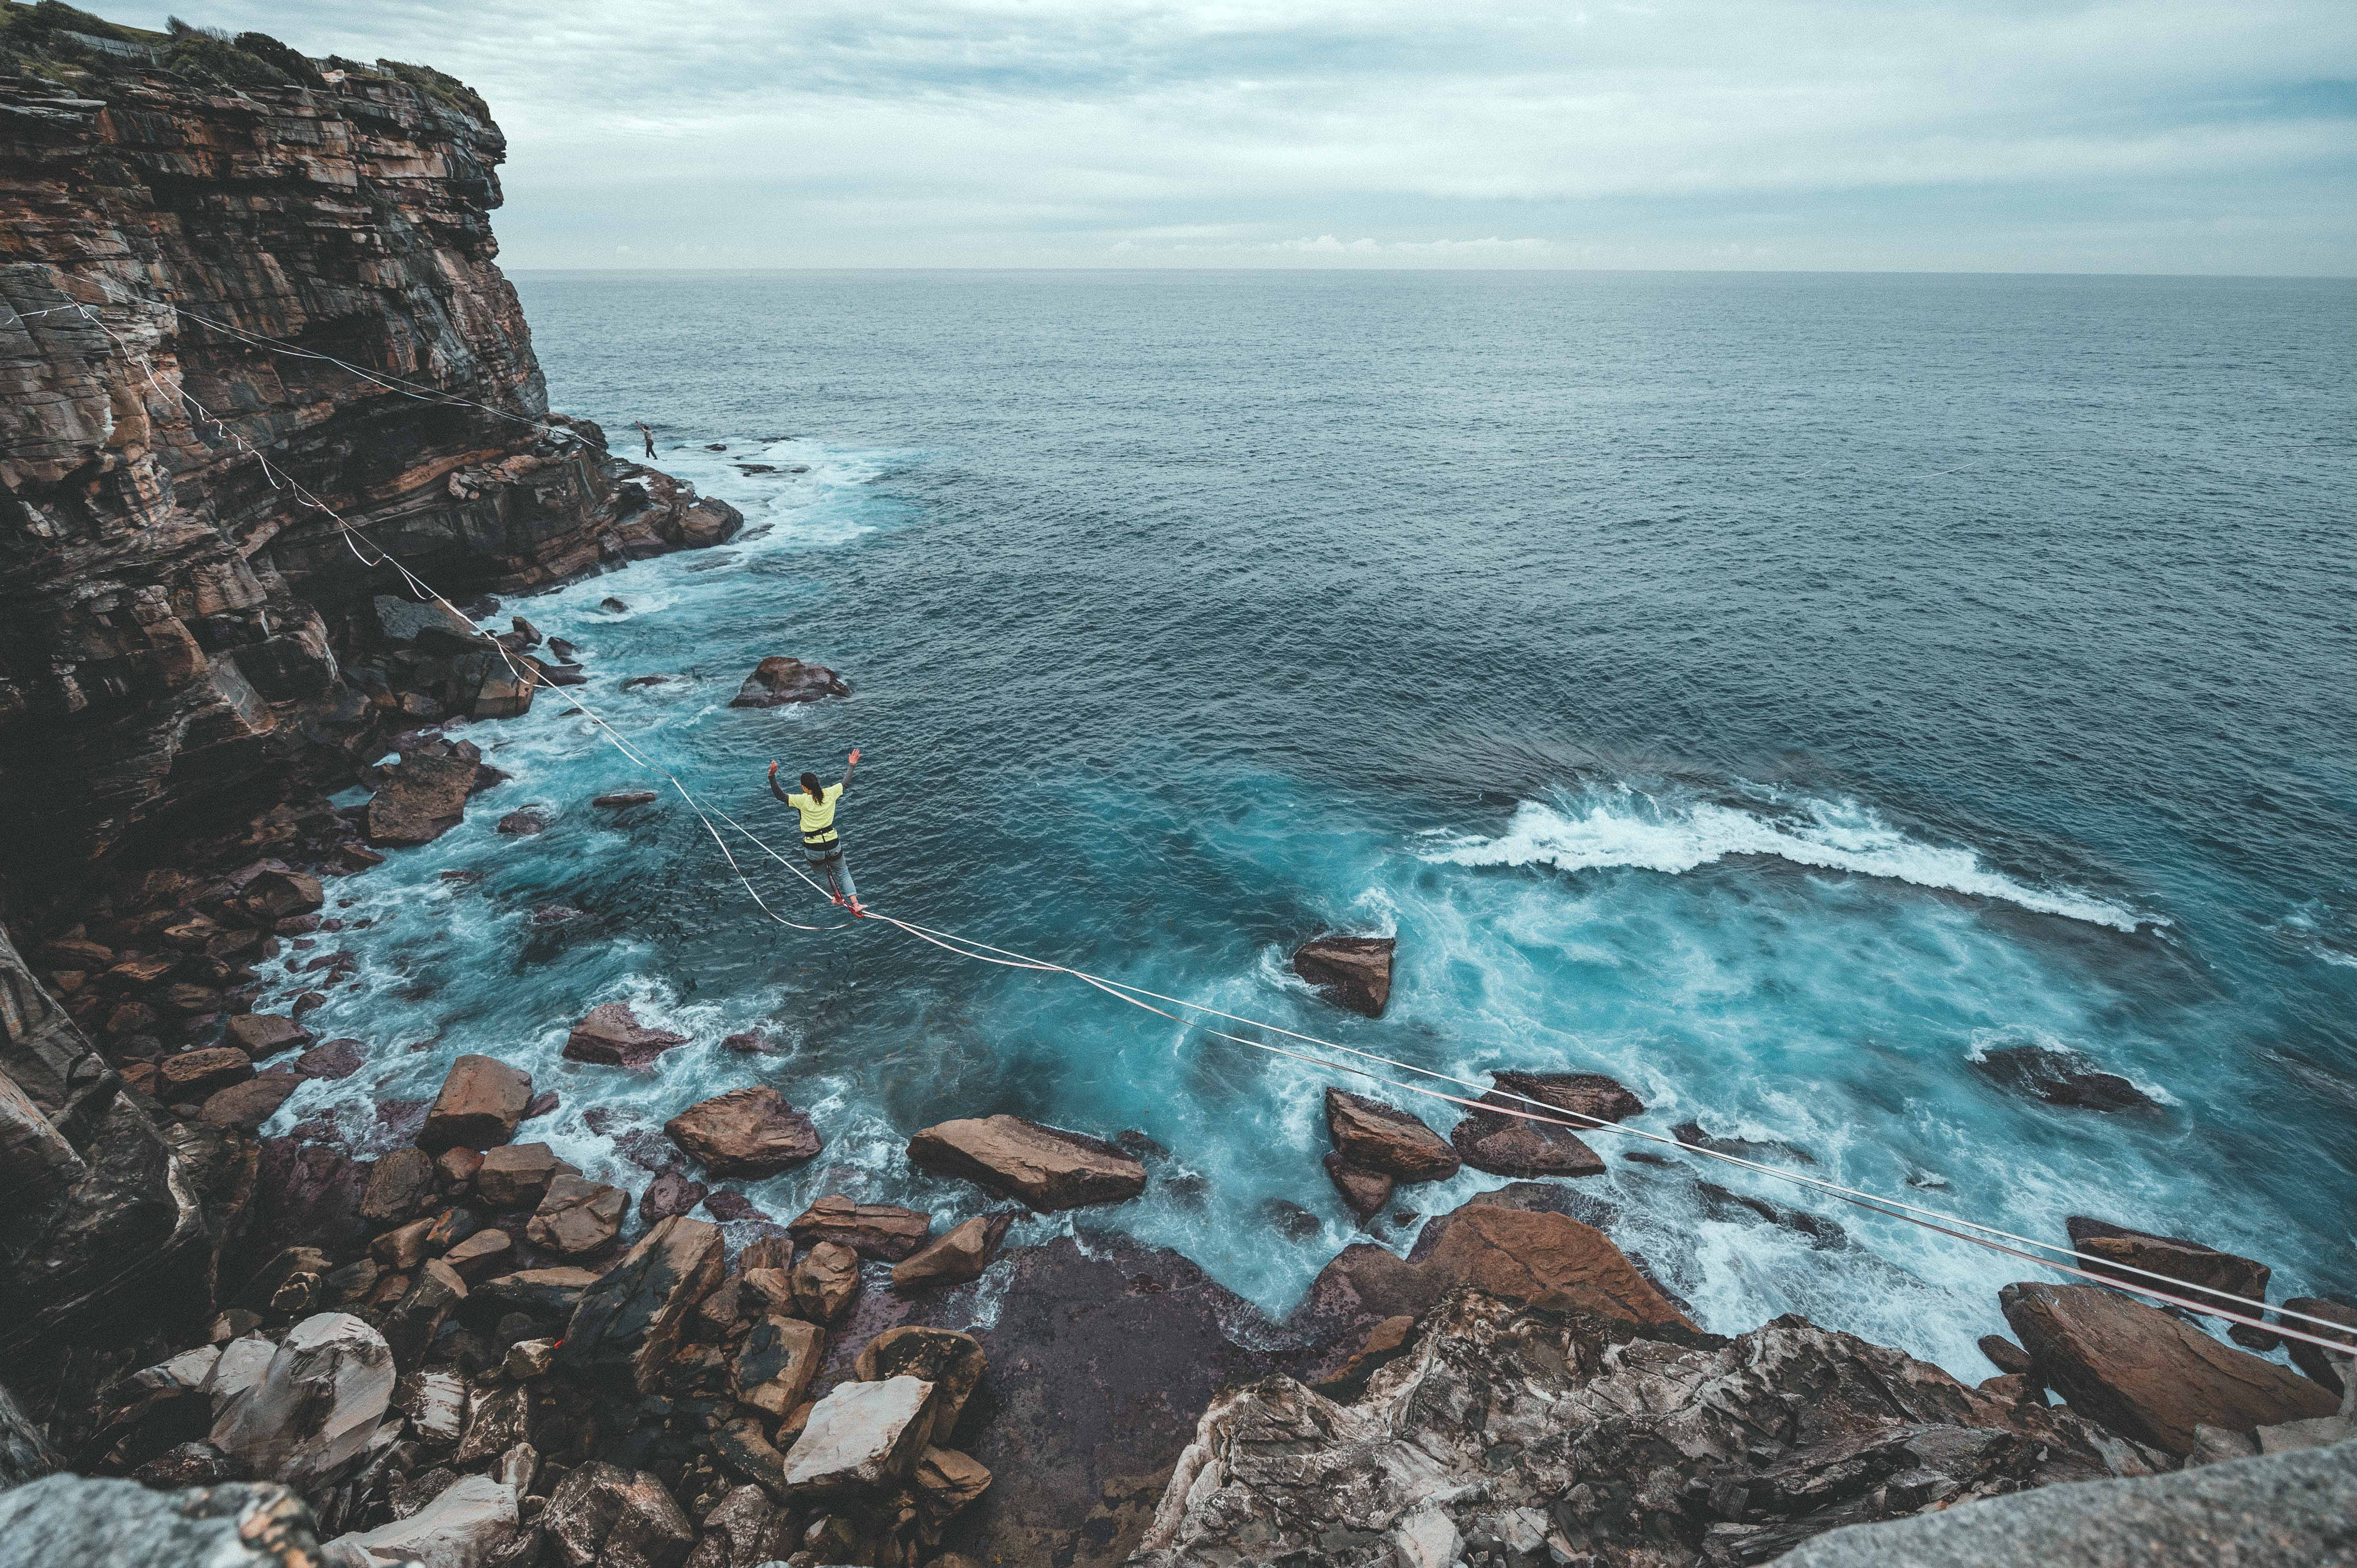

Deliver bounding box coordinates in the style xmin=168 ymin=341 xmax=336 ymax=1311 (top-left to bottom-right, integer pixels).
xmin=663 ymin=1087 xmax=823 ymax=1176
xmin=2001 ymin=1282 xmax=2337 ymax=1455
xmin=727 ymin=656 xmax=850 ymax=707
xmin=563 ymin=1004 xmax=691 ymax=1070
xmin=1290 ymin=934 xmax=1395 ymax=1017
xmin=1130 ymin=1290 xmax=2125 ymax=1568
xmin=906 ymin=1113 xmax=1148 ymax=1210
xmin=1325 ymin=1087 xmax=1461 ymax=1183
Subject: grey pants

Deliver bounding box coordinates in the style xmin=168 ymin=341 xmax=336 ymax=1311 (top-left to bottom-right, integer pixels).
xmin=809 ymin=845 xmax=858 ymax=905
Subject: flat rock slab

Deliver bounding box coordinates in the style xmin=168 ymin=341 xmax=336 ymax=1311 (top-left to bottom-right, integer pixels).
xmin=1325 ymin=1088 xmax=1459 ymax=1183
xmin=782 ymin=1375 xmax=937 ymax=1493
xmin=1775 ymin=1434 xmax=2357 ymax=1568
xmin=2002 ymin=1281 xmax=2336 ymax=1455
xmin=906 ymin=1114 xmax=1147 ymax=1210
xmin=2065 ymin=1216 xmax=2271 ymax=1309
xmin=1448 ymin=1106 xmax=1605 ymax=1179
xmin=367 ymin=754 xmax=478 ymax=848
xmin=563 ymin=1002 xmax=689 ymax=1069
xmin=663 ymin=1086 xmax=823 ymax=1176
xmin=789 ymin=1193 xmax=931 ymax=1260
xmin=1292 ymin=934 xmax=1395 ymax=1017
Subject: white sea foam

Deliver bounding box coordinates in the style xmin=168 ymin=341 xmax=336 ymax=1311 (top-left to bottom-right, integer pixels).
xmin=1426 ymin=786 xmax=2152 ymax=932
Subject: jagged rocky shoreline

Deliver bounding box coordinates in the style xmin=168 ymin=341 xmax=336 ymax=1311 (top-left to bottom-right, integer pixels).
xmin=3 ymin=14 xmax=2355 ymax=1568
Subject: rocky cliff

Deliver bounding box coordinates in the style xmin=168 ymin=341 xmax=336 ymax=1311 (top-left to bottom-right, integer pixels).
xmin=0 ymin=13 xmax=736 ymax=881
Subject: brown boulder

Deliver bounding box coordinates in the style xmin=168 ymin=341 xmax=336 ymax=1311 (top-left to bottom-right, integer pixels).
xmin=2000 ymin=1280 xmax=2337 ymax=1455
xmin=1322 ymin=1153 xmax=1394 ymax=1221
xmin=2065 ymin=1216 xmax=2271 ymax=1315
xmin=474 ymin=1143 xmax=579 ymax=1210
xmin=158 ymin=1045 xmax=253 ymax=1099
xmin=1487 ymin=1069 xmax=1644 ymax=1124
xmin=727 ymin=656 xmax=850 ymax=707
xmin=441 ymin=1228 xmax=513 ymax=1282
xmin=1291 ymin=934 xmax=1395 ymax=1017
xmin=906 ymin=1114 xmax=1147 ymax=1210
xmin=1325 ymin=1088 xmax=1459 ymax=1183
xmin=731 ymin=1315 xmax=826 ymax=1417
xmin=662 ymin=1087 xmax=823 ymax=1175
xmin=563 ymin=1003 xmax=690 ymax=1069
xmin=367 ymin=752 xmax=479 ymax=847
xmin=560 ymin=1215 xmax=727 ymax=1393
xmin=418 ymin=1054 xmax=533 ymax=1152
xmin=199 ymin=1071 xmax=300 ymax=1131
xmin=792 ymin=1240 xmax=862 ymax=1323
xmin=361 ymin=1147 xmax=439 ymax=1225
xmin=1415 ymin=1204 xmax=1697 ymax=1331
xmin=639 ymin=1168 xmax=708 ymax=1224
xmin=892 ymin=1214 xmax=1016 ymax=1292
xmin=787 ymin=1194 xmax=931 ymax=1261
xmin=526 ymin=1174 xmax=629 ymax=1256
xmin=1448 ymin=1106 xmax=1605 ymax=1179
xmin=241 ymin=869 xmax=325 ymax=921
xmin=856 ymin=1326 xmax=986 ymax=1446
xmin=913 ymin=1446 xmax=993 ymax=1527
xmin=2281 ymin=1297 xmax=2357 ymax=1395
xmin=543 ymin=1460 xmax=695 ymax=1568
xmin=226 ymin=1013 xmax=312 ymax=1058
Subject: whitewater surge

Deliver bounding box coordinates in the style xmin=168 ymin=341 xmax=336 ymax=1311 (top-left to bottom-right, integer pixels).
xmin=1426 ymin=785 xmax=2154 ymax=932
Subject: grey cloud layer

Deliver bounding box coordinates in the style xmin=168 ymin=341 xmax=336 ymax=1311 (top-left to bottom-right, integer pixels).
xmin=120 ymin=1 xmax=2357 ymax=270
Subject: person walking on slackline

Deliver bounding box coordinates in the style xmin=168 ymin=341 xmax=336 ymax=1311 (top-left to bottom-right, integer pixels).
xmin=770 ymin=749 xmax=865 ymax=916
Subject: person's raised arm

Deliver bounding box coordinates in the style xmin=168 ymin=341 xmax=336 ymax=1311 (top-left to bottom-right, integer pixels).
xmin=839 ymin=747 xmax=861 ymax=794
xmin=766 ymin=760 xmax=793 ymax=805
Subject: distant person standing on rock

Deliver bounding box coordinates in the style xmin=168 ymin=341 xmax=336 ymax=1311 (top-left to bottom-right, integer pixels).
xmin=636 ymin=421 xmax=655 ymax=459
xmin=770 ymin=749 xmax=864 ymax=916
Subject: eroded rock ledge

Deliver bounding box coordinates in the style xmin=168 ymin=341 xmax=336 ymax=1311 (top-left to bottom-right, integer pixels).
xmin=0 ymin=52 xmax=735 ymax=876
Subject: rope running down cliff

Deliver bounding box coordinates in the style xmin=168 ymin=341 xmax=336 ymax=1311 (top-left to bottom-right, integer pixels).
xmin=45 ymin=276 xmax=2357 ymax=1355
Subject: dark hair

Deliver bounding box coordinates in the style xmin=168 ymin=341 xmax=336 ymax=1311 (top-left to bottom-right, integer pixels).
xmin=799 ymin=771 xmax=823 ymax=797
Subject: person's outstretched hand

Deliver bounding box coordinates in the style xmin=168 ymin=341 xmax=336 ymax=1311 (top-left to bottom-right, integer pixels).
xmin=848 ymin=748 xmax=862 ymax=765
xmin=767 ymin=760 xmax=779 ymax=777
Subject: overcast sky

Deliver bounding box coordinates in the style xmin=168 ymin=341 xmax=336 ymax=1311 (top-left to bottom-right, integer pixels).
xmin=119 ymin=1 xmax=2357 ymax=273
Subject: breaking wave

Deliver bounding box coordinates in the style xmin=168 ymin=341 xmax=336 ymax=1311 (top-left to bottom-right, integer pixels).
xmin=1425 ymin=785 xmax=2153 ymax=932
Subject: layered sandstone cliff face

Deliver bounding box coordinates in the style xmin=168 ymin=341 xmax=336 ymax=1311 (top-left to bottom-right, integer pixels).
xmin=0 ymin=45 xmax=734 ymax=876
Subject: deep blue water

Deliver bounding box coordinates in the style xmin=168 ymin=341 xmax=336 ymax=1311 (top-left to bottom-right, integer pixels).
xmin=272 ymin=271 xmax=2357 ymax=1377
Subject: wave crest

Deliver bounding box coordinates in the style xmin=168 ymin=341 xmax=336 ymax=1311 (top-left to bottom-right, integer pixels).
xmin=1424 ymin=785 xmax=2152 ymax=932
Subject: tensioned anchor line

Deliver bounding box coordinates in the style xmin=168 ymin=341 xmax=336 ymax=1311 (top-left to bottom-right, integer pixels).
xmin=724 ymin=837 xmax=2357 ymax=1354
xmin=56 ymin=279 xmax=2357 ymax=1354
xmin=72 ymin=298 xmax=848 ymax=943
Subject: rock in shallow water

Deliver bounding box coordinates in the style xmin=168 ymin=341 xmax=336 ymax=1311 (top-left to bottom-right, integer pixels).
xmin=906 ymin=1114 xmax=1147 ymax=1210
xmin=563 ymin=1003 xmax=690 ymax=1070
xmin=1290 ymin=934 xmax=1395 ymax=1017
xmin=663 ymin=1087 xmax=823 ymax=1176
xmin=2000 ymin=1281 xmax=2337 ymax=1455
xmin=727 ymin=656 xmax=850 ymax=707
xmin=418 ymin=1054 xmax=533 ymax=1153
xmin=366 ymin=754 xmax=479 ymax=848
xmin=1324 ymin=1088 xmax=1459 ymax=1183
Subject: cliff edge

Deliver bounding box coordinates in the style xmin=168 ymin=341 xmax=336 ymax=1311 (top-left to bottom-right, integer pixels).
xmin=0 ymin=11 xmax=734 ymax=878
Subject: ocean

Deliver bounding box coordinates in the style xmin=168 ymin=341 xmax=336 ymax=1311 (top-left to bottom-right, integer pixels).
xmin=270 ymin=269 xmax=2357 ymax=1377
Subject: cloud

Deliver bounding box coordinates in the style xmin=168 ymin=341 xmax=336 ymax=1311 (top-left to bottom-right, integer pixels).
xmin=107 ymin=0 xmax=2357 ymax=272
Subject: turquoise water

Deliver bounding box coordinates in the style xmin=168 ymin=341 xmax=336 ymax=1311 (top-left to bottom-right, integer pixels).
xmin=269 ymin=271 xmax=2357 ymax=1377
